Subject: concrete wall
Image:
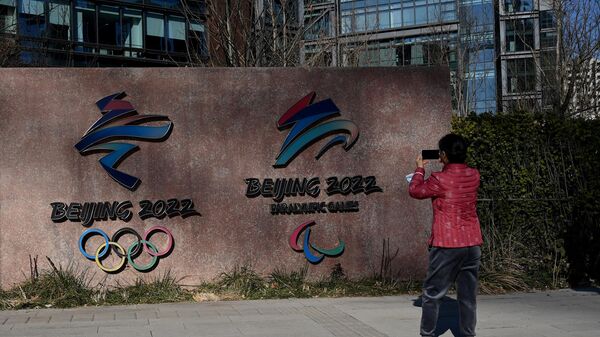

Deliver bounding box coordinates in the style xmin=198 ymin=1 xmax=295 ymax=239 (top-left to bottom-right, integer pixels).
xmin=0 ymin=67 xmax=451 ymax=289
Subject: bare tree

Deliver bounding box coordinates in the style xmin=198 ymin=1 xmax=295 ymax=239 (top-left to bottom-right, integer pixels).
xmin=418 ymin=3 xmax=498 ymax=115
xmin=540 ymin=0 xmax=600 ymax=117
xmin=0 ymin=37 xmax=19 ymax=66
xmin=180 ymin=0 xmax=308 ymax=67
xmin=0 ymin=2 xmax=19 ymax=66
xmin=302 ymin=1 xmax=338 ymax=67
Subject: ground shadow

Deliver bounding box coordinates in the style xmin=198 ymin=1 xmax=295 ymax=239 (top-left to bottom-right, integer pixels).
xmin=572 ymin=287 xmax=600 ymax=294
xmin=412 ymin=296 xmax=461 ymax=337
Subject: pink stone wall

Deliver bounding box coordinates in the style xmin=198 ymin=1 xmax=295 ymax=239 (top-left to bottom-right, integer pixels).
xmin=0 ymin=67 xmax=451 ymax=289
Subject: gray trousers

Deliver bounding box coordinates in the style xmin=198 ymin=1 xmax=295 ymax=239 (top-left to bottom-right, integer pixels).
xmin=420 ymin=246 xmax=481 ymax=337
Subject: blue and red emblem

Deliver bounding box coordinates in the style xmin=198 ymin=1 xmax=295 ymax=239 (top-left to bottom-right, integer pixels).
xmin=289 ymin=220 xmax=345 ymax=264
xmin=75 ymin=92 xmax=173 ymax=190
xmin=274 ymin=92 xmax=359 ymax=168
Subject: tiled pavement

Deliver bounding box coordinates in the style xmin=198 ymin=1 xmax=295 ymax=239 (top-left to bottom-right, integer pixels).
xmin=0 ymin=289 xmax=598 ymax=337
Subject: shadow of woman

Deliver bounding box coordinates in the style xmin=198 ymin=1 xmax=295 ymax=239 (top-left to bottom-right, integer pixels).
xmin=412 ymin=295 xmax=461 ymax=337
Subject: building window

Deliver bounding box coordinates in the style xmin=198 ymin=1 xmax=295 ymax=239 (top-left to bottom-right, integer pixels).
xmin=48 ymin=0 xmax=70 ymax=40
xmin=168 ymin=15 xmax=185 ymax=53
xmin=18 ymin=0 xmax=45 ymax=37
xmin=403 ymin=7 xmax=414 ymax=26
xmin=366 ymin=10 xmax=377 ymax=30
xmin=460 ymin=2 xmax=493 ymax=33
xmin=358 ymin=48 xmax=381 ymax=66
xmin=415 ymin=1 xmax=427 ymax=25
xmin=0 ymin=0 xmax=16 ymax=33
xmin=441 ymin=1 xmax=456 ymax=21
xmin=379 ymin=9 xmax=390 ymax=29
xmin=336 ymin=0 xmax=456 ymax=33
xmin=123 ymin=8 xmax=142 ymax=56
xmin=148 ymin=0 xmax=179 ymax=10
xmin=74 ymin=0 xmax=96 ymax=45
xmin=305 ymin=10 xmax=330 ymax=40
xmin=540 ymin=31 xmax=556 ymax=49
xmin=379 ymin=47 xmax=396 ymax=66
xmin=98 ymin=5 xmax=120 ymax=46
xmin=427 ymin=3 xmax=438 ymax=24
xmin=146 ymin=12 xmax=165 ymax=51
xmin=507 ymin=58 xmax=536 ymax=93
xmin=10 ymin=0 xmax=207 ymax=64
xmin=466 ymin=72 xmax=496 ymax=114
xmin=410 ymin=44 xmax=425 ymax=65
xmin=355 ymin=11 xmax=365 ymax=31
xmin=340 ymin=0 xmax=353 ymax=11
xmin=341 ymin=13 xmax=351 ymax=34
xmin=304 ymin=43 xmax=333 ymax=66
xmin=423 ymin=42 xmax=447 ymax=65
xmin=505 ymin=18 xmax=534 ymax=52
xmin=390 ymin=5 xmax=401 ymax=28
xmin=397 ymin=44 xmax=425 ymax=65
xmin=188 ymin=21 xmax=207 ymax=58
xmin=504 ymin=0 xmax=534 ymax=13
xmin=540 ymin=11 xmax=556 ymax=29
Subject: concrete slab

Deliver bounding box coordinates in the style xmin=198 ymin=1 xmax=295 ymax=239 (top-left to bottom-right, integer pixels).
xmin=0 ymin=289 xmax=597 ymax=337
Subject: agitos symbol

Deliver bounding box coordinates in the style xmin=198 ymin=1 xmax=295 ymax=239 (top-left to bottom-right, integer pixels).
xmin=74 ymin=92 xmax=173 ymax=190
xmin=289 ymin=220 xmax=345 ymax=264
xmin=274 ymin=92 xmax=359 ymax=168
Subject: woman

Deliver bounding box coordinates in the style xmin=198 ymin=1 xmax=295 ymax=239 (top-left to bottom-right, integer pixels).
xmin=409 ymin=133 xmax=482 ymax=337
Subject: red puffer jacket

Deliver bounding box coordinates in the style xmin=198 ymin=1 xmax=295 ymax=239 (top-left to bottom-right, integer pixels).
xmin=409 ymin=163 xmax=483 ymax=248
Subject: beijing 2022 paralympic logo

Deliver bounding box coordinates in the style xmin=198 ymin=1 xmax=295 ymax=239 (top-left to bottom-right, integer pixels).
xmin=274 ymin=92 xmax=359 ymax=168
xmin=74 ymin=92 xmax=173 ymax=190
xmin=289 ymin=220 xmax=345 ymax=264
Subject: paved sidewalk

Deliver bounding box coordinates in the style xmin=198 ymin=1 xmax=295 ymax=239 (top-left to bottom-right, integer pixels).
xmin=0 ymin=289 xmax=598 ymax=337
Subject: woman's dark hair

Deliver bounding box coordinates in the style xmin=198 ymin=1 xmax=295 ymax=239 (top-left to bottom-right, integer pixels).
xmin=438 ymin=134 xmax=468 ymax=163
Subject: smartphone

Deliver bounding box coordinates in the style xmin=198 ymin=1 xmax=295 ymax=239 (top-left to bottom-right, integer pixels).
xmin=422 ymin=149 xmax=439 ymax=160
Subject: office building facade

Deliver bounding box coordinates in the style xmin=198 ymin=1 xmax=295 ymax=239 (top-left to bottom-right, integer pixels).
xmin=302 ymin=0 xmax=557 ymax=114
xmin=0 ymin=0 xmax=208 ymax=66
xmin=302 ymin=0 xmax=458 ymax=68
xmin=499 ymin=0 xmax=557 ymax=111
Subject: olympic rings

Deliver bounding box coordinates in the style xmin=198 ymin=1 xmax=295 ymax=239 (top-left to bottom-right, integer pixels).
xmin=111 ymin=227 xmax=142 ymax=258
xmin=143 ymin=226 xmax=174 ymax=257
xmin=78 ymin=227 xmax=174 ymax=273
xmin=95 ymin=242 xmax=126 ymax=272
xmin=128 ymin=240 xmax=158 ymax=271
xmin=79 ymin=228 xmax=110 ymax=260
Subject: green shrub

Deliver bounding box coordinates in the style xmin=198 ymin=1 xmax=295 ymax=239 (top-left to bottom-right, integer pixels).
xmin=1 ymin=258 xmax=94 ymax=309
xmin=104 ymin=271 xmax=192 ymax=305
xmin=217 ymin=265 xmax=266 ymax=298
xmin=453 ymin=111 xmax=600 ymax=288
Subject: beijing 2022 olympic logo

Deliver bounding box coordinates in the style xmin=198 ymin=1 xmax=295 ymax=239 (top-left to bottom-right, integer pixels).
xmin=274 ymin=92 xmax=359 ymax=168
xmin=74 ymin=92 xmax=173 ymax=190
xmin=79 ymin=226 xmax=173 ymax=273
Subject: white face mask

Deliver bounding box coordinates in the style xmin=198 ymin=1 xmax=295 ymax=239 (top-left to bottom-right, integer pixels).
xmin=405 ymin=173 xmax=415 ymax=183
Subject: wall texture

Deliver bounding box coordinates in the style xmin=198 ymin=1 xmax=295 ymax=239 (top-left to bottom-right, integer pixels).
xmin=0 ymin=67 xmax=451 ymax=289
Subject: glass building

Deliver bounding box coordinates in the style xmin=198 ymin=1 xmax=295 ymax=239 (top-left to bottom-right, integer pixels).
xmin=0 ymin=0 xmax=208 ymax=66
xmin=499 ymin=0 xmax=557 ymax=111
xmin=301 ymin=0 xmax=468 ymax=111
xmin=302 ymin=0 xmax=458 ymax=68
xmin=302 ymin=0 xmax=557 ymax=114
xmin=459 ymin=0 xmax=497 ymax=113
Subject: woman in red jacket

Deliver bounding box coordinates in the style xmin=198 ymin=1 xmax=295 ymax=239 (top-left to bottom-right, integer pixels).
xmin=409 ymin=134 xmax=482 ymax=337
